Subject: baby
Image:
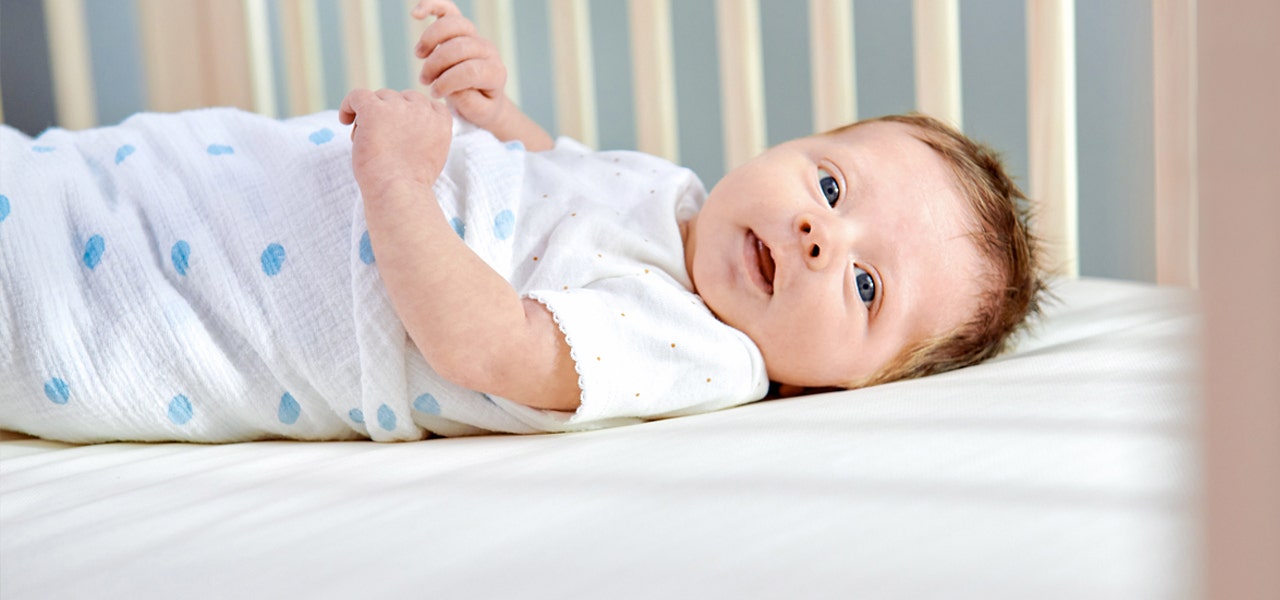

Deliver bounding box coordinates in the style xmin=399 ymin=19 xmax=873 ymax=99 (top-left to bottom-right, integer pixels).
xmin=0 ymin=1 xmax=1041 ymax=443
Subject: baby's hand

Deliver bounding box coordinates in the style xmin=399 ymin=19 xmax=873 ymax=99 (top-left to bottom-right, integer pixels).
xmin=338 ymin=88 xmax=452 ymax=195
xmin=411 ymin=0 xmax=509 ymax=130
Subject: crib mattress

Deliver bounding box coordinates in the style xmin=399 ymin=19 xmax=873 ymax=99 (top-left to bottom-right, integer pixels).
xmin=0 ymin=277 xmax=1199 ymax=599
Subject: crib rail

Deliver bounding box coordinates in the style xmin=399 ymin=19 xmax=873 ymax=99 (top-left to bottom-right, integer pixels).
xmin=1026 ymin=0 xmax=1078 ymax=278
xmin=17 ymin=0 xmax=1197 ymax=286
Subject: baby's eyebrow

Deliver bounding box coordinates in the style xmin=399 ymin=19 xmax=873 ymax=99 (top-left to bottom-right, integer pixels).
xmin=841 ymin=155 xmax=872 ymax=196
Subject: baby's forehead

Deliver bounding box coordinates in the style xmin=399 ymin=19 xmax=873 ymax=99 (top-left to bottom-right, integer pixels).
xmin=814 ymin=124 xmax=946 ymax=186
xmin=822 ymin=119 xmax=925 ymax=145
xmin=823 ymin=122 xmax=964 ymax=197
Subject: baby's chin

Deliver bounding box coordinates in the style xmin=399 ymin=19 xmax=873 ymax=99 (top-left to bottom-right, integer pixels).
xmin=761 ymin=346 xmax=886 ymax=391
xmin=764 ymin=362 xmax=854 ymax=391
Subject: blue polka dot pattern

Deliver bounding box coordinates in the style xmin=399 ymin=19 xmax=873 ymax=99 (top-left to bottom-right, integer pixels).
xmin=207 ymin=144 xmax=234 ymax=156
xmin=83 ymin=235 xmax=105 ymax=269
xmin=505 ymin=140 xmax=524 ymax=151
xmin=309 ymin=128 xmax=334 ymax=145
xmin=359 ymin=230 xmax=375 ymax=265
xmin=413 ymin=393 xmax=441 ymax=415
xmin=349 ymin=408 xmax=365 ymax=424
xmin=44 ymin=378 xmax=70 ymax=405
xmin=376 ymin=404 xmax=397 ymax=431
xmin=450 ymin=217 xmax=466 ymax=239
xmin=168 ymin=394 xmax=194 ymax=425
xmin=0 ymin=194 xmax=9 ymax=223
xmin=278 ymin=392 xmax=301 ymax=425
xmin=261 ymin=243 xmax=286 ymax=276
xmin=115 ymin=144 xmax=135 ymax=165
xmin=493 ymin=210 xmax=515 ymax=240
xmin=171 ymin=240 xmax=191 ymax=275
xmin=32 ymin=146 xmax=55 ymax=153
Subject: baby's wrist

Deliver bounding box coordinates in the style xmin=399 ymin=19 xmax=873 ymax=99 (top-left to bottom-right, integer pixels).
xmin=358 ymin=174 xmax=435 ymax=204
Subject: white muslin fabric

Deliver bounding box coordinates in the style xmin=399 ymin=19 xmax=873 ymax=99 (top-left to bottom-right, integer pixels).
xmin=0 ymin=108 xmax=766 ymax=443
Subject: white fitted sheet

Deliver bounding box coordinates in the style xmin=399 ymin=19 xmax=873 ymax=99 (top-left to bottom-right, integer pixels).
xmin=0 ymin=277 xmax=1199 ymax=599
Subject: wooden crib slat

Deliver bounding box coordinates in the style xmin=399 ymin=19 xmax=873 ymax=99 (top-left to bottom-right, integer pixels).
xmin=137 ymin=0 xmax=253 ymax=112
xmin=137 ymin=0 xmax=204 ymax=111
xmin=342 ymin=0 xmax=386 ymax=92
xmin=204 ymin=1 xmax=255 ymax=109
xmin=1026 ymin=0 xmax=1079 ymax=278
xmin=715 ymin=0 xmax=767 ymax=169
xmin=549 ymin=0 xmax=598 ymax=148
xmin=912 ymin=0 xmax=962 ymax=129
xmin=136 ymin=0 xmax=187 ymax=111
xmin=279 ymin=0 xmax=326 ymax=116
xmin=404 ymin=0 xmax=429 ymax=93
xmin=629 ymin=0 xmax=679 ymax=161
xmin=43 ymin=0 xmax=97 ymax=129
xmin=809 ymin=0 xmax=856 ymax=132
xmin=243 ymin=0 xmax=278 ymax=118
xmin=472 ymin=0 xmax=520 ymax=107
xmin=1153 ymin=0 xmax=1198 ymax=288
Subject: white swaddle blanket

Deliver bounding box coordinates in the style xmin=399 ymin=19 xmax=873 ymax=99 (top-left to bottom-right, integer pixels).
xmin=0 ymin=108 xmax=557 ymax=442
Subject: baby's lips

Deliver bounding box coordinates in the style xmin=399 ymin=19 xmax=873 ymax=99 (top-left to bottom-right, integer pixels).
xmin=746 ymin=230 xmax=775 ymax=295
xmin=757 ymin=238 xmax=777 ymax=286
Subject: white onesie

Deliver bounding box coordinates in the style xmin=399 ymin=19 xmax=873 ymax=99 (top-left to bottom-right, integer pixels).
xmin=0 ymin=109 xmax=768 ymax=442
xmin=413 ymin=122 xmax=770 ymax=436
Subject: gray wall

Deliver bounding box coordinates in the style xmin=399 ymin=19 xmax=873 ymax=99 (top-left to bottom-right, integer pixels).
xmin=0 ymin=0 xmax=1156 ymax=282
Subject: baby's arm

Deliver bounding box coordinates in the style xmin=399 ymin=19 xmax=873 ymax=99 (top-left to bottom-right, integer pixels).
xmin=339 ymin=89 xmax=579 ymax=411
xmin=411 ymin=0 xmax=554 ymax=151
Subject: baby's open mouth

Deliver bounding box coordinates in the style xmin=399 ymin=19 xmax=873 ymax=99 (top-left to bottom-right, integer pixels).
xmin=752 ymin=232 xmax=776 ymax=293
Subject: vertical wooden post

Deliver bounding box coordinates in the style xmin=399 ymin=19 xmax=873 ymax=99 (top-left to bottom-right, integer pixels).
xmin=43 ymin=0 xmax=97 ymax=128
xmin=137 ymin=0 xmax=204 ymax=111
xmin=912 ymin=0 xmax=961 ymax=128
xmin=473 ymin=0 xmax=520 ymax=107
xmin=1153 ymin=0 xmax=1197 ymax=287
xmin=279 ymin=0 xmax=326 ymax=115
xmin=809 ymin=0 xmax=856 ymax=132
xmin=137 ymin=0 xmax=252 ymax=112
xmin=405 ymin=0 xmax=430 ymax=93
xmin=548 ymin=0 xmax=597 ymax=147
xmin=243 ymin=0 xmax=277 ymax=117
xmin=1026 ymin=0 xmax=1079 ymax=277
xmin=341 ymin=0 xmax=385 ymax=91
xmin=715 ymin=0 xmax=766 ymax=170
xmin=629 ymin=0 xmax=679 ymax=161
xmin=203 ymin=0 xmax=253 ymax=109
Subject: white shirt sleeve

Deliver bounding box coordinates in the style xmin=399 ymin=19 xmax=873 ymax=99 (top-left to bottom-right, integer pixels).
xmin=518 ymin=274 xmax=769 ymax=431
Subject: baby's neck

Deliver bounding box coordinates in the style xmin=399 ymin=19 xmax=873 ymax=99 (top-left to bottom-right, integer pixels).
xmin=679 ymin=215 xmax=698 ymax=294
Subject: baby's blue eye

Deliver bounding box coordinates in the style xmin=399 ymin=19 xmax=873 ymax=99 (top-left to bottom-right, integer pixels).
xmin=818 ymin=168 xmax=840 ymax=207
xmin=854 ymin=266 xmax=875 ymax=307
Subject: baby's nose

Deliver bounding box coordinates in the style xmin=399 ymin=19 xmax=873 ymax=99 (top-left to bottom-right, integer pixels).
xmin=795 ymin=214 xmax=833 ymax=272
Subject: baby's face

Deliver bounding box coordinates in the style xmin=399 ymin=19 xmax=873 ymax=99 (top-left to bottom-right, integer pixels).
xmin=683 ymin=121 xmax=987 ymax=387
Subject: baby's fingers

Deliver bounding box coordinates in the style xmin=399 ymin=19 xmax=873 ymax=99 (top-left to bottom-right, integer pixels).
xmin=420 ymin=36 xmax=492 ymax=86
xmin=339 ymin=88 xmax=376 ymax=125
xmin=431 ymin=58 xmax=504 ymax=99
xmin=415 ymin=12 xmax=476 ymax=58
xmin=411 ymin=0 xmax=462 ymax=21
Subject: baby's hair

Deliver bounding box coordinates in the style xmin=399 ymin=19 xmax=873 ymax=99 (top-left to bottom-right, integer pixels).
xmin=829 ymin=113 xmax=1047 ymax=388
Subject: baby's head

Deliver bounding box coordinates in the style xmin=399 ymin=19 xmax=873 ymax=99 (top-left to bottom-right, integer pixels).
xmin=683 ymin=113 xmax=1044 ymax=393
